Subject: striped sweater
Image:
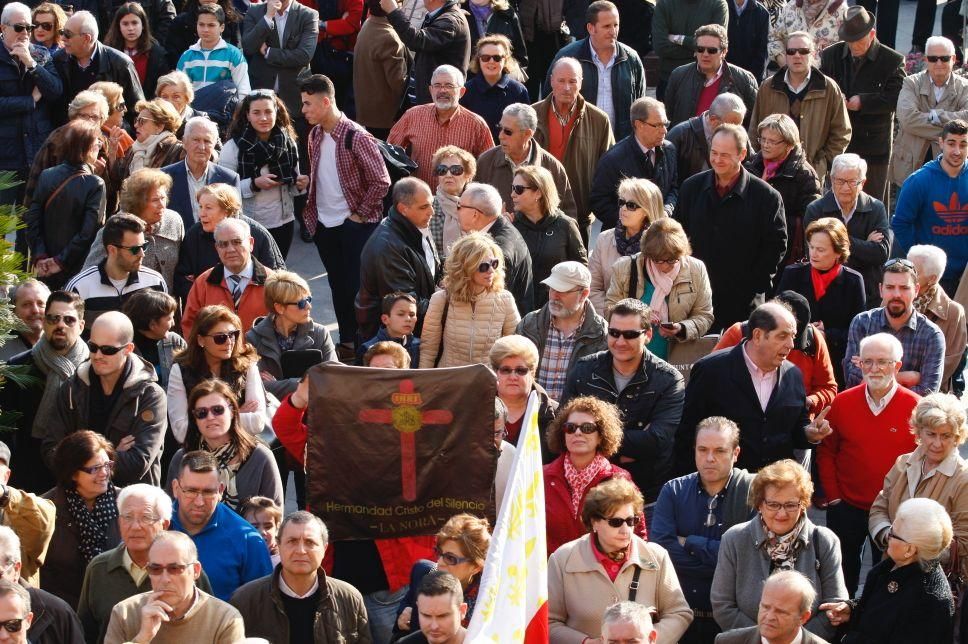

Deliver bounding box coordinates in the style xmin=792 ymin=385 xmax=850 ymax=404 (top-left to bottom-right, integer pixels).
xmin=176 ymin=39 xmax=251 ymax=95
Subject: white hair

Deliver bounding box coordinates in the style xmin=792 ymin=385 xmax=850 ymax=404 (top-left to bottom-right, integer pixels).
xmin=183 ymin=116 xmax=219 ymax=142
xmin=432 ymin=64 xmax=464 ymax=87
xmin=117 ymin=483 xmax=173 ymax=521
xmin=895 ymin=497 xmax=954 ymax=564
xmin=601 ymin=601 xmax=654 ymax=635
xmin=215 ymin=217 xmax=251 ymax=240
xmin=709 ymin=92 xmax=746 ymax=120
xmin=908 ymin=244 xmax=947 ymax=279
xmin=0 ymin=527 xmax=20 ymax=565
xmin=830 ymin=153 xmax=868 ymax=180
xmin=925 ymin=36 xmax=956 ymax=55
xmin=764 ymin=570 xmax=817 ymax=614
xmin=503 ymin=103 xmax=538 ymax=132
xmin=462 ymin=183 xmax=503 ymax=218
xmin=859 ymin=332 xmax=903 ymax=362
xmin=71 ymin=10 xmax=99 ymax=40
xmin=1 ymin=2 xmax=30 ymax=23
xmin=550 ymin=57 xmax=583 ymax=78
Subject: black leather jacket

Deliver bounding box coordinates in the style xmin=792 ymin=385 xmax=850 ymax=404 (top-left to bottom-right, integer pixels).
xmin=53 ymin=43 xmax=145 ymax=125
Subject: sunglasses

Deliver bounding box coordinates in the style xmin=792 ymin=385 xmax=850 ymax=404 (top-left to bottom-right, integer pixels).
xmin=146 ymin=562 xmax=194 ymax=576
xmin=704 ymin=495 xmax=719 ymax=527
xmin=205 ymin=330 xmax=240 ymax=345
xmin=112 ymin=241 xmax=151 ymax=255
xmin=435 ymin=164 xmax=465 ymax=177
xmin=192 ymin=404 xmax=227 ymax=420
xmin=601 ymin=515 xmax=641 ymax=528
xmin=884 ymin=258 xmax=916 ymax=270
xmin=215 ymin=238 xmax=245 ymax=249
xmin=695 ymin=46 xmax=721 ymax=54
xmin=500 ymin=127 xmax=516 ymax=137
xmin=78 ymin=461 xmax=114 ymax=475
xmin=478 ymin=258 xmax=500 ymax=273
xmin=0 ymin=619 xmax=25 ymax=633
xmin=59 ymin=28 xmax=78 ymax=38
xmin=479 ymin=53 xmax=505 ymax=62
xmin=497 ymin=366 xmax=530 ymax=376
xmin=435 ymin=547 xmax=471 ymax=566
xmin=45 ymin=313 xmax=78 ymax=326
xmin=34 ymin=21 xmax=53 ymax=31
xmin=617 ymin=199 xmax=641 ymax=211
xmin=562 ymin=421 xmax=599 ymax=435
xmin=607 ymin=328 xmax=647 ymax=339
xmin=87 ymin=341 xmax=125 ymax=355
xmin=284 ymin=296 xmax=313 ymax=310
xmin=510 ymin=184 xmax=535 ymax=195
xmin=9 ymin=23 xmax=35 ymax=33
xmin=927 ymin=55 xmax=953 ymax=63
xmin=786 ymin=47 xmax=811 ymax=56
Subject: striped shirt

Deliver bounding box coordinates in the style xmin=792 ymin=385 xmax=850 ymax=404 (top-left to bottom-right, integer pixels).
xmin=177 ymin=39 xmax=251 ymax=96
xmin=66 ymin=262 xmax=168 ymax=326
xmin=538 ymin=314 xmax=583 ymax=400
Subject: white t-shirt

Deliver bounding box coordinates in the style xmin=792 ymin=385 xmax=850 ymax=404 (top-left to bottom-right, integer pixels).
xmin=316 ymin=133 xmax=352 ymax=228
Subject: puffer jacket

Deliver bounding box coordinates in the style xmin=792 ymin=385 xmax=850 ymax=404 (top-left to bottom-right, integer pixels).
xmin=515 ymin=299 xmax=607 ymax=380
xmin=663 ymin=62 xmax=758 ymax=127
xmin=605 ymin=254 xmax=714 ymax=341
xmin=418 ymin=289 xmax=520 ymax=368
xmin=0 ymin=43 xmax=62 ymax=173
xmin=513 ymin=209 xmax=588 ymax=308
xmin=246 ymin=315 xmax=338 ymax=398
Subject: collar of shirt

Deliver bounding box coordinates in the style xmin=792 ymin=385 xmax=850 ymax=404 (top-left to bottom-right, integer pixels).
xmin=784 ymin=68 xmax=811 ymax=94
xmin=701 ymin=112 xmax=715 ymax=142
xmin=424 ymin=5 xmax=445 ymax=21
xmin=551 ymin=310 xmax=585 ymax=337
xmin=838 ymin=199 xmax=857 ymax=224
xmin=171 ymin=587 xmax=200 ymax=623
xmin=704 ymin=63 xmax=725 ymax=88
xmin=635 ymin=138 xmax=655 ymax=158
xmin=420 ymin=228 xmax=437 ymax=272
xmin=866 ymin=380 xmax=898 ymax=415
xmin=741 ymin=342 xmax=778 ymax=383
xmin=591 ymin=47 xmax=617 ymax=70
xmin=505 ymin=140 xmax=536 ymax=169
xmin=877 ymin=306 xmax=919 ymax=332
xmin=763 ymin=629 xmax=802 ymax=644
xmin=279 ymin=572 xmax=320 ymax=599
xmin=226 ymin=260 xmax=255 ymax=286
xmin=122 ymin=548 xmax=149 ymax=586
xmin=733 ymin=0 xmax=747 ymax=13
xmin=481 ymin=219 xmax=498 ymax=234
xmin=185 ymin=159 xmax=209 ymax=182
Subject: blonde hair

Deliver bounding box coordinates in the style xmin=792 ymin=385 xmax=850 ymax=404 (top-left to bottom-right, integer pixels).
xmin=894 ymin=497 xmax=954 ymax=566
xmin=617 ymin=178 xmax=665 ymax=228
xmin=640 ymin=217 xmax=692 ymax=260
xmin=443 ymin=232 xmax=506 ymax=303
xmin=468 ymin=33 xmax=520 ymax=76
xmin=911 ymin=393 xmax=968 ymax=445
xmin=431 ymin=145 xmax=477 ymax=180
xmin=514 ymin=165 xmax=560 ymax=214
xmin=119 ymin=168 xmax=173 ymax=215
xmin=488 ymin=334 xmax=539 ymax=372
xmin=264 ymin=271 xmax=310 ymax=312
xmin=67 ymin=90 xmax=109 ymax=122
xmin=436 ymin=513 xmax=491 ymax=567
xmin=134 ymin=98 xmax=182 ymax=133
xmin=89 ymin=81 xmax=124 ymax=114
xmin=155 ymin=71 xmax=195 ymax=103
xmin=196 ymin=183 xmax=242 ymax=217
xmin=749 ymin=459 xmax=814 ymax=509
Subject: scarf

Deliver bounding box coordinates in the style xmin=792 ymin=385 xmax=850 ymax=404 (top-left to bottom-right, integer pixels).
xmin=613 ymin=223 xmax=644 ymax=257
xmin=468 ymin=2 xmax=492 ymax=36
xmin=436 ymin=189 xmax=462 ymax=255
xmin=129 ymin=131 xmax=169 ymax=173
xmin=762 ymin=155 xmax=786 ymax=182
xmin=205 ymin=440 xmax=241 ymax=510
xmin=563 ymin=453 xmax=609 ymax=518
xmin=31 ymin=336 xmax=89 ymax=439
xmin=914 ymin=283 xmax=938 ymax=314
xmin=65 ymin=485 xmax=118 ymax=562
xmin=235 ymin=123 xmax=299 ymax=185
xmin=645 ymin=258 xmax=680 ymax=323
xmin=810 ymin=263 xmax=842 ymax=301
xmin=760 ymin=514 xmax=807 ymax=572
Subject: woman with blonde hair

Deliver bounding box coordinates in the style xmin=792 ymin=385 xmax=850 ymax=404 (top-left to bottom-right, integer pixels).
xmin=588 ymin=177 xmax=665 ymax=313
xmin=89 ymin=81 xmax=135 ymax=162
xmin=489 ymin=334 xmax=558 ymax=453
xmin=30 ymin=2 xmax=67 ymax=55
xmin=155 ymin=71 xmax=204 ymax=131
xmin=511 ymin=165 xmax=587 ymax=307
xmin=429 ymin=145 xmax=477 ymax=257
xmin=606 ymin=217 xmax=714 ymax=361
xmin=463 ymin=34 xmax=530 ymax=140
xmin=419 ymin=232 xmax=520 ymax=368
xmin=115 ymin=97 xmax=184 ymax=180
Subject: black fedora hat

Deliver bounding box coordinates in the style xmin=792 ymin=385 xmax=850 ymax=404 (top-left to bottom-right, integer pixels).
xmin=838 ymin=6 xmax=875 ymax=42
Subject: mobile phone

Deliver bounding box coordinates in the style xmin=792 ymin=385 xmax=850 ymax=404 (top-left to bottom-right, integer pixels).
xmin=660 ymin=323 xmax=675 ymax=329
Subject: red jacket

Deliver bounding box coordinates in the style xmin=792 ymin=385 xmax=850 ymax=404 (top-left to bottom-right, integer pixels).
xmin=543 ymin=454 xmax=647 ymax=556
xmin=714 ymin=322 xmax=838 ymax=416
xmin=273 ymin=394 xmax=435 ymax=591
xmin=305 ymin=0 xmax=363 ymax=48
xmin=182 ymin=260 xmax=272 ymax=336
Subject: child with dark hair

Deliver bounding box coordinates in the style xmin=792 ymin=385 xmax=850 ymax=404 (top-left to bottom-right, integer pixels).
xmin=357 ymin=292 xmax=420 ymax=366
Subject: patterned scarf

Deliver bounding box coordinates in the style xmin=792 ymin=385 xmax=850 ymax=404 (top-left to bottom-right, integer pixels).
xmin=235 ymin=123 xmax=299 ymax=185
xmin=645 ymin=258 xmax=681 ymax=323
xmin=760 ymin=514 xmax=807 ymax=572
xmin=65 ymin=485 xmax=118 ymax=562
xmin=914 ymin=283 xmax=938 ymax=314
xmin=613 ymin=223 xmax=644 ymax=257
xmin=563 ymin=454 xmax=609 ymax=518
xmin=204 ymin=440 xmax=241 ymax=510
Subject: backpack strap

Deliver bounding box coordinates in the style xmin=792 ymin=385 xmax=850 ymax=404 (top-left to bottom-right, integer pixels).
xmin=628 ymin=254 xmax=639 ymax=300
xmin=344 ymin=127 xmax=356 ymax=150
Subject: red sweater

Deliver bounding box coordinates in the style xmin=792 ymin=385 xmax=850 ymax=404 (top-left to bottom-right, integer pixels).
xmin=695 ymin=74 xmax=723 ymax=116
xmin=816 ymin=384 xmax=920 ymax=509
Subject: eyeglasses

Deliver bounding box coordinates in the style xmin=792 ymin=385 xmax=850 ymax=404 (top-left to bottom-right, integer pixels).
xmin=479 ymin=53 xmax=505 ymax=62
xmin=601 ymin=515 xmax=641 ymax=528
xmin=762 ymin=500 xmax=802 ymax=513
xmin=120 ymin=513 xmax=161 ymax=525
xmin=457 ymin=202 xmax=484 ymax=214
xmin=76 ymin=113 xmax=101 ymax=123
xmin=562 ymin=421 xmax=599 ymax=435
xmin=78 ymin=461 xmax=114 ymax=475
xmin=832 ymin=178 xmax=863 ymax=188
xmin=115 ymin=101 xmax=127 ymax=113
xmin=8 ymin=23 xmax=36 ymax=33
xmin=642 ymin=120 xmax=670 ymax=129
xmin=927 ymin=55 xmax=953 ymax=63
xmin=887 ymin=528 xmax=910 ymax=543
xmin=111 ymin=241 xmax=151 ymax=255
xmin=435 ymin=547 xmax=471 ymax=565
xmin=478 ymin=259 xmax=500 ymax=273
xmin=695 ymin=46 xmax=721 ymax=54
xmin=177 ymin=485 xmax=220 ymax=500
xmin=704 ymin=495 xmax=719 ymax=527
xmin=146 ymin=562 xmax=195 ymax=576
xmin=617 ymin=199 xmax=641 ymax=211
xmin=0 ymin=619 xmax=26 ymax=633
xmin=45 ymin=313 xmax=78 ymax=326
xmin=135 ymin=116 xmax=158 ymax=126
xmin=510 ymin=184 xmax=536 ymax=195
xmin=431 ymin=83 xmax=458 ymax=91
xmin=87 ymin=341 xmax=126 ymax=355
xmin=757 ymin=137 xmax=785 ymax=147
xmin=215 ymin=238 xmax=246 ymax=249
xmin=34 ymin=21 xmax=53 ymax=31
xmin=205 ymin=330 xmax=240 ymax=345
xmin=786 ymin=47 xmax=811 ymax=56
xmin=861 ymin=358 xmax=896 ymax=369
xmin=607 ymin=328 xmax=647 ymax=339
xmin=283 ymin=296 xmax=313 ymax=310
xmin=435 ymin=164 xmax=465 ymax=177
xmin=497 ymin=366 xmax=530 ymax=376
xmin=192 ymin=404 xmax=227 ymax=420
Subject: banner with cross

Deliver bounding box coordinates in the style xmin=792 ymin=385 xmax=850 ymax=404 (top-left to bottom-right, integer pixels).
xmin=304 ymin=362 xmax=499 ymax=540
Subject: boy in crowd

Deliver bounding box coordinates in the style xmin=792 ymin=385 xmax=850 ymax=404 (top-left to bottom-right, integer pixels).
xmin=358 ymin=293 xmax=420 ymax=366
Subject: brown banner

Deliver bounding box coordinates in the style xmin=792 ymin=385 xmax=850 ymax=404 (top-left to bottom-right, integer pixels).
xmin=305 ymin=362 xmax=498 ymax=540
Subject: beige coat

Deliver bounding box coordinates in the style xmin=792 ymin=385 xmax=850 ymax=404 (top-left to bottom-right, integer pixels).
xmin=892 ymin=71 xmax=968 ymax=185
xmin=588 ymin=228 xmax=629 ymax=314
xmin=921 ymin=285 xmax=968 ymax=391
xmin=605 ymin=254 xmax=714 ymax=341
xmin=418 ymin=289 xmax=520 ymax=368
xmin=548 ymin=534 xmax=693 ymax=644
xmin=869 ymin=445 xmax=968 ymax=580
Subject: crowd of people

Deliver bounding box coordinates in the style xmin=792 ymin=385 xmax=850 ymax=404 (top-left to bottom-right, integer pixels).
xmin=1 ymin=0 xmax=968 ymax=640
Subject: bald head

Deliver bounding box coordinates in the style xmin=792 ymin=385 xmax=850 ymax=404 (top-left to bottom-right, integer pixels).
xmin=91 ymin=311 xmax=134 ymax=345
xmin=746 ymin=301 xmax=796 ymax=371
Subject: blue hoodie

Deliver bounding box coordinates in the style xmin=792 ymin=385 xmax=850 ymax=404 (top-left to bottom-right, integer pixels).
xmin=893 ymin=157 xmax=968 ymax=282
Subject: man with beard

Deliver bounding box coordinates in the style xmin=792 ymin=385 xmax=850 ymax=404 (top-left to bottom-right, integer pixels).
xmin=0 ymin=291 xmax=88 ymax=493
xmin=843 ymin=260 xmax=945 ymax=395
xmin=817 ymin=333 xmax=919 ymax=598
xmin=388 ymin=65 xmax=493 ymax=189
xmin=0 ymin=280 xmax=50 ymax=361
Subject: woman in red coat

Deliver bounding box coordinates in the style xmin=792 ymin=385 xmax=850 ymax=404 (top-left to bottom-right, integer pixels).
xmin=544 ymin=396 xmax=647 ymax=555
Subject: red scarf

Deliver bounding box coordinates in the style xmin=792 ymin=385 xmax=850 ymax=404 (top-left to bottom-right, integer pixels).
xmin=563 ymin=454 xmax=609 ymax=518
xmin=810 ymin=264 xmax=842 ymax=301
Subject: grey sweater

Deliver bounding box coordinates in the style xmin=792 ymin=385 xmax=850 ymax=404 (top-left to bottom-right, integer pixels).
xmin=710 ymin=517 xmax=848 ymax=641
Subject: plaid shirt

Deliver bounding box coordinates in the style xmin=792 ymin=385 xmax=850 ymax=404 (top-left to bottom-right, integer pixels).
xmin=843 ymin=307 xmax=945 ymax=395
xmin=387 ymin=104 xmax=494 ymax=189
xmin=538 ymin=314 xmax=583 ymax=400
xmin=303 ymin=114 xmax=390 ymax=235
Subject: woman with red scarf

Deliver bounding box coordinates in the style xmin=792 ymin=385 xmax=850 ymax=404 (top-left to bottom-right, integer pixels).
xmin=777 ymin=217 xmax=866 ymax=386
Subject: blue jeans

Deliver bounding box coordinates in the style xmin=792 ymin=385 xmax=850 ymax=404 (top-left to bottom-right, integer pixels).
xmin=364 ymin=586 xmax=408 ymax=644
